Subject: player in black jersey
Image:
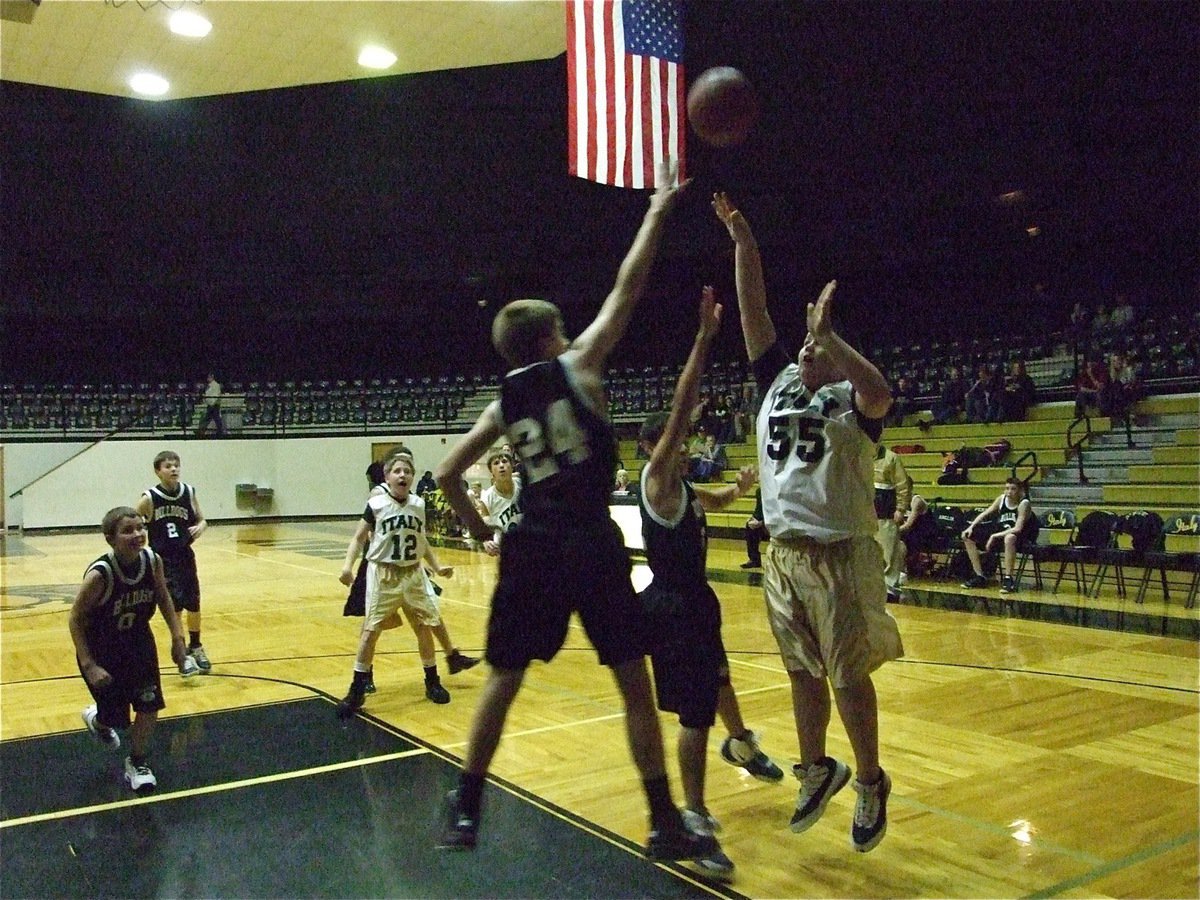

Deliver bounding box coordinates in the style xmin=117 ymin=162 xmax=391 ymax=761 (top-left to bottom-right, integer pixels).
xmin=637 ymin=287 xmax=782 ymax=880
xmin=434 ymin=159 xmax=715 ymax=862
xmin=136 ymin=450 xmax=210 ymax=673
xmin=69 ymin=507 xmax=191 ymax=793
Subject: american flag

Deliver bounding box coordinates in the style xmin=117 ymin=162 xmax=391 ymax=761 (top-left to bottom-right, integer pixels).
xmin=567 ymin=0 xmax=685 ymax=189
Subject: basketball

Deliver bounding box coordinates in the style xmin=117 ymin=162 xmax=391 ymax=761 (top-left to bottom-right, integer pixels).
xmin=686 ymin=67 xmax=758 ymax=148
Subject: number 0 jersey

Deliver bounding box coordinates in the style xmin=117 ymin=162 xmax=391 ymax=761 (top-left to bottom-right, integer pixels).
xmin=82 ymin=548 xmax=160 ymax=653
xmin=753 ymin=343 xmax=884 ymax=543
xmin=362 ymin=488 xmax=429 ymax=567
xmin=498 ymin=356 xmax=617 ymax=525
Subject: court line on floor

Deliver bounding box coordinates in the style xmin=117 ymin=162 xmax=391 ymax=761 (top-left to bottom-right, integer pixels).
xmin=1022 ymin=828 xmax=1200 ymax=899
xmin=0 ymin=746 xmax=431 ymax=830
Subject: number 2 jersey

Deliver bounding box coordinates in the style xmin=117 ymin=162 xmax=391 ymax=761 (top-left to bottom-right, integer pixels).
xmin=753 ymin=342 xmax=884 ymax=543
xmin=143 ymin=482 xmax=199 ymax=560
xmin=498 ymin=356 xmax=617 ymax=526
xmin=362 ymin=488 xmax=429 ymax=567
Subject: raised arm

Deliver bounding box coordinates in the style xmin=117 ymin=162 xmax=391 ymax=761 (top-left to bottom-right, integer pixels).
xmin=806 ymin=281 xmax=893 ymax=420
xmin=572 ymin=158 xmax=689 ymax=374
xmin=712 ymin=192 xmax=775 ymax=363
xmin=643 ymin=287 xmax=721 ymax=519
xmin=435 ymin=402 xmax=505 ymax=543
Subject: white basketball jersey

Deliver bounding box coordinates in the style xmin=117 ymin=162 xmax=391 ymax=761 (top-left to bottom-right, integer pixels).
xmin=481 ymin=477 xmax=523 ymax=534
xmin=756 ymin=369 xmax=878 ymax=542
xmin=362 ymin=489 xmax=429 ymax=566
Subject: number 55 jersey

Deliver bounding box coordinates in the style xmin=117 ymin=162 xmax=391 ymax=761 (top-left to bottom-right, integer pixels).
xmin=754 ymin=343 xmax=884 ymax=543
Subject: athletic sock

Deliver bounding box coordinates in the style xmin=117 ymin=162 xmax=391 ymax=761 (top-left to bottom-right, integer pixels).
xmin=459 ymin=772 xmax=485 ymax=818
xmin=642 ymin=775 xmax=679 ymax=832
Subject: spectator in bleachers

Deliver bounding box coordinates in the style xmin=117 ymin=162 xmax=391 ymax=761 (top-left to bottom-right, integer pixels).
xmin=1002 ymin=359 xmax=1037 ymax=422
xmin=1091 ymin=304 xmax=1112 ymax=337
xmin=689 ymin=433 xmax=727 ymax=483
xmin=416 ymin=470 xmax=437 ymax=497
xmin=886 ymin=375 xmax=919 ymax=427
xmin=734 ymin=382 xmax=757 ymax=442
xmin=1103 ymin=351 xmax=1142 ymax=420
xmin=613 ymin=468 xmax=633 ymax=496
xmin=965 ymin=364 xmax=1003 ymax=423
xmin=1074 ymin=357 xmax=1110 ymax=419
xmin=931 ymin=365 xmax=968 ymax=425
xmin=1109 ymin=293 xmax=1135 ymax=330
xmin=709 ymin=393 xmax=734 ymax=443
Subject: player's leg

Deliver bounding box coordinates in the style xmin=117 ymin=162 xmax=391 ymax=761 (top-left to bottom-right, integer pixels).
xmin=717 ymin=678 xmax=784 ymax=782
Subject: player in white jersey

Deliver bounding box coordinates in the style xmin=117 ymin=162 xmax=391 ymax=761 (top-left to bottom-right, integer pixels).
xmin=478 ymin=450 xmax=523 ymax=556
xmin=335 ymin=449 xmax=478 ymax=718
xmin=714 ymin=192 xmax=903 ymax=854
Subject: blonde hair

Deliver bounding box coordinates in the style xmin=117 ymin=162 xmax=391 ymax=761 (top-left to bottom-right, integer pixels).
xmin=492 ymin=299 xmax=562 ymax=367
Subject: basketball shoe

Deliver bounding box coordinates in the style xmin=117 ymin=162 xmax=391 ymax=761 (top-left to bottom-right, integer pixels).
xmin=790 ymin=757 xmax=851 ymax=833
xmin=720 ymin=730 xmax=784 ymax=782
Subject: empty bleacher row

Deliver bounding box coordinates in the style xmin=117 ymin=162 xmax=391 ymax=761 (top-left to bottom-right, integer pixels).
xmin=0 ymin=374 xmax=492 ymax=437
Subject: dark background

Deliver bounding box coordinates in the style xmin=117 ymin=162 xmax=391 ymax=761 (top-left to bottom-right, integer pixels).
xmin=2 ymin=1 xmax=1196 ymax=383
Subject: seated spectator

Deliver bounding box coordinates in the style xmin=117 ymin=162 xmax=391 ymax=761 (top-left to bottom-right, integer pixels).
xmin=931 ymin=365 xmax=968 ymax=425
xmin=887 ymin=374 xmax=919 ymax=426
xmin=965 ymin=364 xmax=1004 ymax=423
xmin=898 ymin=494 xmax=938 ymax=578
xmin=1002 ymin=359 xmax=1037 ymax=422
xmin=612 ymin=468 xmax=633 ymax=496
xmin=1091 ymin=303 xmax=1111 ymax=336
xmin=1109 ymin=293 xmax=1135 ymax=330
xmin=416 ymin=469 xmax=437 ymax=497
xmin=734 ymin=382 xmax=757 ymax=442
xmin=1103 ymin=351 xmax=1142 ymax=420
xmin=1074 ymin=358 xmax=1110 ymax=418
xmin=689 ymin=433 xmax=727 ymax=483
xmin=709 ymin=393 xmax=734 ymax=443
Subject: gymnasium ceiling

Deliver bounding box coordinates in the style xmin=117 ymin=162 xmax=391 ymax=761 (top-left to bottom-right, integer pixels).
xmin=0 ymin=0 xmax=565 ymax=99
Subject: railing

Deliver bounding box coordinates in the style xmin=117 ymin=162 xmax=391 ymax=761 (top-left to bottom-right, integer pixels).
xmin=1066 ymin=416 xmax=1093 ymax=484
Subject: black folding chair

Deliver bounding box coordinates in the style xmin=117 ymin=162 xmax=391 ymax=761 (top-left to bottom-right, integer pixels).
xmin=1136 ymin=513 xmax=1200 ymax=608
xmin=1050 ymin=511 xmax=1120 ymax=595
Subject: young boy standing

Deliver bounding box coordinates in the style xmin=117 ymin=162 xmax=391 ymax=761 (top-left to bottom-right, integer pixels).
xmin=636 ymin=286 xmax=782 ymax=880
xmin=434 ymin=159 xmax=714 ymax=862
xmin=477 ymin=449 xmax=523 ymax=556
xmin=336 ymin=449 xmax=477 ymax=717
xmin=69 ymin=507 xmax=191 ymax=792
xmin=136 ymin=451 xmax=208 ymax=675
xmin=713 ymin=192 xmax=903 ymax=853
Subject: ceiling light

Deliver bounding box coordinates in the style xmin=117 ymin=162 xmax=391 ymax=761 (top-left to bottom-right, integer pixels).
xmin=358 ymin=46 xmax=397 ymax=70
xmin=129 ymin=73 xmax=169 ymax=97
xmin=169 ymin=10 xmax=212 ymax=38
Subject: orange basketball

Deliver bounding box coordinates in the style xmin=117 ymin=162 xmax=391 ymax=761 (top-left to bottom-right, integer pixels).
xmin=686 ymin=67 xmax=758 ymax=148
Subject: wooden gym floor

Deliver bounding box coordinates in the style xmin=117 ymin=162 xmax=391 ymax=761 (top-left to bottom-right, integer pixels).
xmin=2 ymin=521 xmax=1197 ymax=899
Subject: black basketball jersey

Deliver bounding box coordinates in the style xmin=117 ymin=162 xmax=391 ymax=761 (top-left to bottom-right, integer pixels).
xmin=83 ymin=549 xmax=160 ymax=655
xmin=639 ymin=478 xmax=708 ymax=590
xmin=144 ymin=483 xmax=198 ymax=557
xmin=499 ymin=357 xmax=618 ymax=523
xmin=997 ymin=495 xmax=1024 ymax=530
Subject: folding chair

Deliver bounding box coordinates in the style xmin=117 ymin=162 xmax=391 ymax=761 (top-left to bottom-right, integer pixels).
xmin=1136 ymin=513 xmax=1200 ymax=608
xmin=1050 ymin=510 xmax=1120 ymax=595
xmin=1015 ymin=508 xmax=1075 ymax=590
xmin=1092 ymin=511 xmax=1164 ymax=598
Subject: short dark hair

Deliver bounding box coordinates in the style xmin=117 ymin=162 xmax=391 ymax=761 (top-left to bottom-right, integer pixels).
xmin=153 ymin=450 xmax=180 ymax=471
xmin=102 ymin=506 xmax=141 ymax=540
xmin=492 ymin=299 xmax=562 ymax=367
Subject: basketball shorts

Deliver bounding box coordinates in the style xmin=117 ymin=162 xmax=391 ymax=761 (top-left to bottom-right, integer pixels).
xmin=161 ymin=552 xmax=201 ymax=613
xmin=485 ymin=519 xmax=643 ymax=671
xmin=641 ymin=581 xmax=725 ymax=729
xmin=80 ymin=632 xmax=165 ymax=729
xmin=763 ymin=534 xmax=903 ymax=688
xmin=365 ymin=563 xmax=440 ymax=630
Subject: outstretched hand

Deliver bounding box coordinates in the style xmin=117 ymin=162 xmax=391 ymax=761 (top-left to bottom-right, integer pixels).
xmin=698 ymin=285 xmax=722 ymax=342
xmin=650 ymin=157 xmax=690 ymax=210
xmin=711 ymin=191 xmax=754 ymax=244
xmin=807 ymin=279 xmax=837 ymax=340
xmin=734 ymin=465 xmax=757 ymax=496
